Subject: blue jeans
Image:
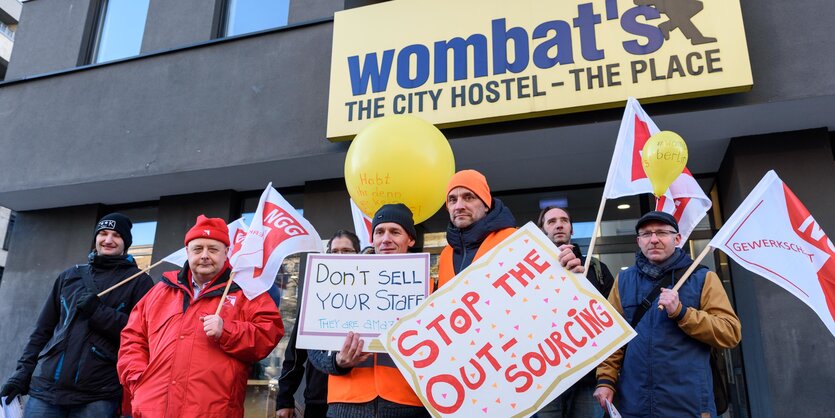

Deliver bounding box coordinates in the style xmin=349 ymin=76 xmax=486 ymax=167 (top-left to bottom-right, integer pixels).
xmin=24 ymin=396 xmax=120 ymax=418
xmin=535 ymin=381 xmax=602 ymax=418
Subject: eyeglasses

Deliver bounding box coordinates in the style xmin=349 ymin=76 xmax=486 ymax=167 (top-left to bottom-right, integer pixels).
xmin=637 ymin=230 xmax=678 ymax=239
xmin=328 ymin=249 xmax=358 ymax=254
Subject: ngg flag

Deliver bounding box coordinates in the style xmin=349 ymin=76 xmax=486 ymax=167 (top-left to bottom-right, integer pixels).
xmin=603 ymin=97 xmax=711 ymax=244
xmin=231 ymin=183 xmax=323 ymax=299
xmin=709 ymin=170 xmax=835 ymax=337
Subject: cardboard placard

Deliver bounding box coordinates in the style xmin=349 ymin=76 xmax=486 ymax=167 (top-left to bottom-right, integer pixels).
xmin=297 ymin=253 xmax=430 ymax=352
xmin=386 ymin=223 xmax=635 ymax=417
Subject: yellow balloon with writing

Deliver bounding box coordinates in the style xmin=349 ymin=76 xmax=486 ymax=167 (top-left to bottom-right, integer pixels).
xmin=344 ymin=115 xmax=455 ymax=224
xmin=641 ymin=131 xmax=689 ymax=197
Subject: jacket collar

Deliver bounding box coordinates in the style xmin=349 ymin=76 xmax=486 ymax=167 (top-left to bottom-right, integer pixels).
xmin=162 ymin=260 xmax=240 ymax=298
xmin=446 ymin=197 xmax=516 ymax=252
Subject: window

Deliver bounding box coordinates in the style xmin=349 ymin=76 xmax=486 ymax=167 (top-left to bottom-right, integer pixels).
xmin=0 ymin=21 xmax=14 ymax=40
xmin=3 ymin=212 xmax=14 ymax=251
xmin=223 ymin=0 xmax=290 ymax=37
xmin=91 ymin=0 xmax=151 ymax=63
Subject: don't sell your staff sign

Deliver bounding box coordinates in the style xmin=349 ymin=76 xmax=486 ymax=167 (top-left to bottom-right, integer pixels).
xmin=386 ymin=223 xmax=635 ymax=417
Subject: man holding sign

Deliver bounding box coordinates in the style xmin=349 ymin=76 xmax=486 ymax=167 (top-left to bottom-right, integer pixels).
xmin=118 ymin=215 xmax=284 ymax=418
xmin=309 ymin=204 xmax=428 ymax=418
xmin=438 ymin=170 xmax=584 ymax=292
xmin=594 ymin=212 xmax=741 ymax=417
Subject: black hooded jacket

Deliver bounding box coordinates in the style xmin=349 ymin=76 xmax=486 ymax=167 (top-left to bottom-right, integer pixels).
xmin=7 ymin=253 xmax=154 ymax=405
xmin=445 ymin=197 xmax=517 ymax=275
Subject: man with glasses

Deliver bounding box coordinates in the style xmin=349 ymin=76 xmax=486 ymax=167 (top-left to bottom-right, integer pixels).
xmin=593 ymin=211 xmax=741 ymax=417
xmin=276 ymin=230 xmax=360 ymax=418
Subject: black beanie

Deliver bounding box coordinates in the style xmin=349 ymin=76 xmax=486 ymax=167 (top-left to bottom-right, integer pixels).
xmin=95 ymin=213 xmax=134 ymax=249
xmin=372 ymin=204 xmax=417 ymax=240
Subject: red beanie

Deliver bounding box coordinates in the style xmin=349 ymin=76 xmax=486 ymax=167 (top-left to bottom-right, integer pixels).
xmin=184 ymin=215 xmax=230 ymax=246
xmin=446 ymin=169 xmax=492 ymax=209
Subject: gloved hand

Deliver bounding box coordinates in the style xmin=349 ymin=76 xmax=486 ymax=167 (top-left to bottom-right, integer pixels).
xmin=76 ymin=291 xmax=102 ymax=317
xmin=0 ymin=381 xmax=24 ymax=405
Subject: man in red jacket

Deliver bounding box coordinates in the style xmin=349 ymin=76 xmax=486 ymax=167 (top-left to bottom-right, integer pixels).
xmin=118 ymin=215 xmax=285 ymax=418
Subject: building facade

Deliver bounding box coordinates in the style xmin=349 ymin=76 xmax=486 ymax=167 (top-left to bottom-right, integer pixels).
xmin=0 ymin=0 xmax=833 ymax=417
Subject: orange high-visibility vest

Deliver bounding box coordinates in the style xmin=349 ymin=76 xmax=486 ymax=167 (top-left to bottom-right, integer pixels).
xmin=327 ymin=353 xmax=423 ymax=406
xmin=436 ymin=228 xmax=516 ymax=291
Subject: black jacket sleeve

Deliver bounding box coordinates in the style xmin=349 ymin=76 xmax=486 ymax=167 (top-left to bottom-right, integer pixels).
xmin=276 ymin=320 xmax=306 ymax=409
xmin=7 ymin=276 xmax=64 ymax=390
xmin=87 ymin=272 xmax=154 ymax=342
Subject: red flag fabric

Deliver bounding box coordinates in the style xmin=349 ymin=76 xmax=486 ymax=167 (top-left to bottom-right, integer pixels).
xmin=603 ymin=97 xmax=711 ymax=244
xmin=710 ymin=170 xmax=835 ymax=337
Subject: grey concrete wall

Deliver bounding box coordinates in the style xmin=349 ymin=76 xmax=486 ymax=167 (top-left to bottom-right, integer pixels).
xmin=141 ymin=0 xmax=220 ymax=54
xmin=5 ymin=0 xmax=96 ymax=79
xmin=301 ymin=179 xmax=352 ymax=240
xmin=289 ymin=0 xmax=342 ymax=23
xmin=149 ymin=190 xmax=237 ymax=278
xmin=0 ymin=205 xmax=101 ymax=380
xmin=717 ymin=128 xmax=835 ymax=418
xmin=0 ymin=20 xmax=348 ymax=210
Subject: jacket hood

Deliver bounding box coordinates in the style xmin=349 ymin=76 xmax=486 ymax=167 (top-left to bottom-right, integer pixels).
xmin=446 ymin=197 xmax=516 ymax=252
xmin=87 ymin=252 xmax=138 ymax=269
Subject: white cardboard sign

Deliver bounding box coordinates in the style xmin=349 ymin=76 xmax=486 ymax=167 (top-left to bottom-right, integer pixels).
xmin=385 ymin=223 xmax=636 ymax=417
xmin=297 ymin=253 xmax=430 ymax=352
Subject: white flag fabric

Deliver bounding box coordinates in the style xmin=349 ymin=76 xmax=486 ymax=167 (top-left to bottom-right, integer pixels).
xmin=232 ymin=183 xmax=323 ymax=299
xmin=226 ymin=217 xmax=249 ymax=260
xmin=709 ymin=170 xmax=835 ymax=337
xmin=160 ymin=218 xmax=248 ymax=268
xmin=350 ymin=198 xmax=373 ymax=250
xmin=603 ymin=97 xmax=711 ymax=244
xmin=161 ymin=247 xmax=188 ymax=267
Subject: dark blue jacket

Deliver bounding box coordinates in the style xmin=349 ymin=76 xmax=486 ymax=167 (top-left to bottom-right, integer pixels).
xmin=615 ymin=255 xmax=715 ymax=417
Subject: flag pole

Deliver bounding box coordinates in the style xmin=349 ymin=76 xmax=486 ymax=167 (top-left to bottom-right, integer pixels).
xmin=215 ymin=272 xmax=237 ymax=315
xmin=584 ymin=194 xmax=607 ymax=273
xmin=98 ymin=259 xmax=165 ymax=297
xmin=657 ymin=245 xmax=714 ymax=311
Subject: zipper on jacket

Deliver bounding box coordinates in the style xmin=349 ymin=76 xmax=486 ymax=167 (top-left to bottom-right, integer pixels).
xmin=457 ymin=233 xmax=467 ymax=274
xmin=115 ymin=302 xmax=126 ymax=312
xmin=53 ymin=353 xmax=65 ymax=382
xmin=60 ymin=296 xmax=70 ymax=326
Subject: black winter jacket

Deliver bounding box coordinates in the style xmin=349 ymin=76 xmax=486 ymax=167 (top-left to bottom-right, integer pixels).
xmin=6 ymin=253 xmax=154 ymax=405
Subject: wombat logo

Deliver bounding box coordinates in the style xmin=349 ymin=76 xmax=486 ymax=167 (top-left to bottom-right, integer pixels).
xmin=634 ymin=0 xmax=717 ymax=45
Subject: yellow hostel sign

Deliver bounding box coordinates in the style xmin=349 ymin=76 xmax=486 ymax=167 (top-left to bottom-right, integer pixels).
xmin=327 ymin=0 xmax=752 ymax=140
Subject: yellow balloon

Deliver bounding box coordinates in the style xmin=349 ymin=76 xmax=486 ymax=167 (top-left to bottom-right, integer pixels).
xmin=641 ymin=131 xmax=689 ymax=197
xmin=344 ymin=115 xmax=455 ymax=224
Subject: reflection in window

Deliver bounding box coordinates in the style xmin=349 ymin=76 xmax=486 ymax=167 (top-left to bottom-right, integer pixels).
xmin=128 ymin=221 xmax=157 ymax=270
xmin=92 ymin=0 xmax=150 ymax=63
xmin=224 ymin=0 xmax=290 ymax=37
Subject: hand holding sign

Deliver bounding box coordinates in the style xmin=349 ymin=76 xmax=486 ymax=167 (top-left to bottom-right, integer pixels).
xmin=641 ymin=131 xmax=688 ymax=197
xmin=336 ymin=332 xmax=373 ymax=368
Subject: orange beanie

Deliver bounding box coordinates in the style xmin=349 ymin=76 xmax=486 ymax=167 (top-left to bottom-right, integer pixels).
xmin=445 ymin=169 xmax=492 ymax=209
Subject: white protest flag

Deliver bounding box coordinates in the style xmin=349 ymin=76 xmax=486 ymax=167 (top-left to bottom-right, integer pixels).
xmin=350 ymin=198 xmax=373 ymax=250
xmin=709 ymin=170 xmax=835 ymax=337
xmin=160 ymin=217 xmax=248 ymax=268
xmin=231 ymin=183 xmax=323 ymax=299
xmin=603 ymin=97 xmax=711 ymax=244
xmin=161 ymin=247 xmax=188 ymax=267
